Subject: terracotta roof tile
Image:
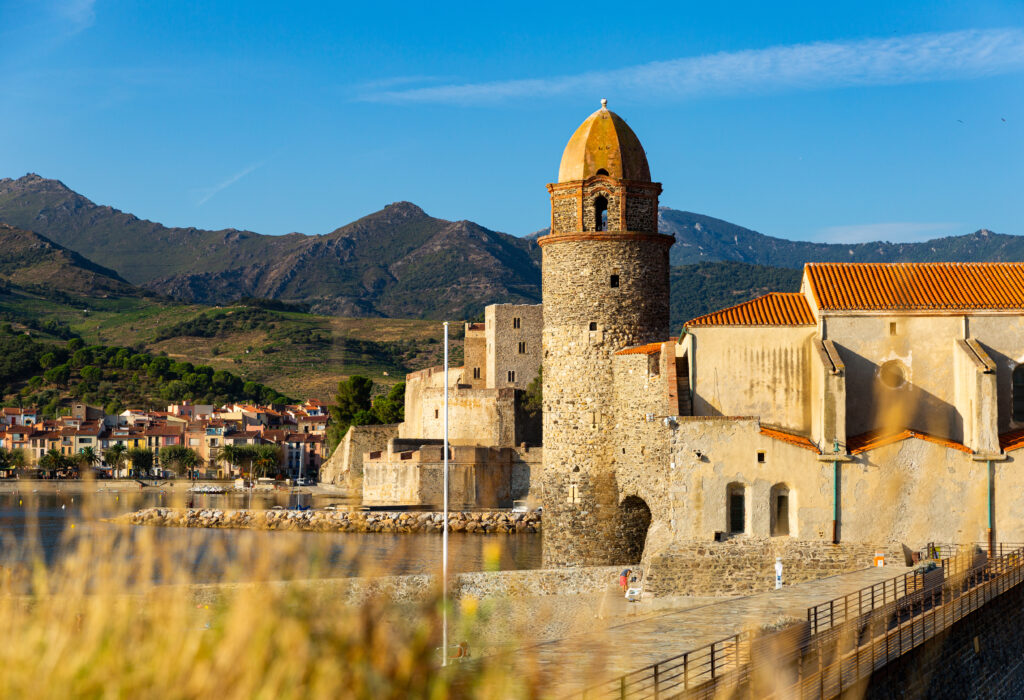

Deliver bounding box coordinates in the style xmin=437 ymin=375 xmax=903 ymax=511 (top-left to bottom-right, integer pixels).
xmin=847 ymin=429 xmax=971 ymax=455
xmin=615 ymin=339 xmax=676 ymax=356
xmin=759 ymin=427 xmax=821 ymax=453
xmin=806 ymin=262 xmax=1024 ymax=311
xmin=686 ymin=293 xmax=815 ymax=327
xmin=999 ymin=428 xmax=1024 ymax=452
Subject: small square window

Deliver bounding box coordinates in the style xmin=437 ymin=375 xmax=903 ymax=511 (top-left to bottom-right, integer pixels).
xmin=518 ymin=341 xmax=526 ymax=354
xmin=889 ymin=322 xmax=897 ymax=336
xmin=589 ymin=322 xmax=597 ymax=331
xmin=507 ymin=370 xmax=516 ymax=383
xmin=757 ymin=451 xmax=766 ymax=463
xmin=513 ymin=317 xmax=521 ymax=329
xmin=610 ymin=274 xmax=620 ymax=288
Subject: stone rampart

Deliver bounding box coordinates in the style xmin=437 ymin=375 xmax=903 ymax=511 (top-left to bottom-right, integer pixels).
xmin=121 ymin=507 xmax=540 ymax=534
xmin=319 ymin=423 xmax=400 ymax=492
xmin=645 ymin=539 xmax=904 ymax=597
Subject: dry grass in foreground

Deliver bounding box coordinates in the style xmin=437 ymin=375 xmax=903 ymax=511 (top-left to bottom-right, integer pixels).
xmin=0 ymin=511 xmax=550 ymax=700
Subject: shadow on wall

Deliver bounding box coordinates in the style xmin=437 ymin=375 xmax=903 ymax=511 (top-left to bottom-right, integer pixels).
xmin=838 ymin=345 xmax=958 ymax=440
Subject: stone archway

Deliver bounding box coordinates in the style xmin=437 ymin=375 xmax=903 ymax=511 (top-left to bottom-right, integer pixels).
xmin=617 ymin=495 xmax=653 ymax=563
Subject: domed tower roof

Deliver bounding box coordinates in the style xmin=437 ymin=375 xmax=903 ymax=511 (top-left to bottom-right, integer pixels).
xmin=557 ymin=99 xmax=651 ymax=183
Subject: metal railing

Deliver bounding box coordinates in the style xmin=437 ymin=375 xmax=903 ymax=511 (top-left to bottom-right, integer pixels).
xmin=580 ymin=633 xmax=744 ymax=700
xmin=580 ymin=543 xmax=1024 ymax=700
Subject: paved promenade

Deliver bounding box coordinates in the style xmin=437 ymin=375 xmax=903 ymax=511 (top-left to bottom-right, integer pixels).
xmin=517 ymin=564 xmax=909 ymax=697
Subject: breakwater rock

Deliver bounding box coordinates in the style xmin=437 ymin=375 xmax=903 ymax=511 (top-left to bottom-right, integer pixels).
xmin=121 ymin=507 xmax=541 ymax=534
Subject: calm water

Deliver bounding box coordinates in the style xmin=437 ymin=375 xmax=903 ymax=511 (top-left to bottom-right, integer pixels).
xmin=0 ymin=484 xmax=543 ymax=582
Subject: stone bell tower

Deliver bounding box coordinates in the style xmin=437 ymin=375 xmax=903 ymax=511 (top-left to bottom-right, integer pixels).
xmin=540 ymin=100 xmax=673 ymax=566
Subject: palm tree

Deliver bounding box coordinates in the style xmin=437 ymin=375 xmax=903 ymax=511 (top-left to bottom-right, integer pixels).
xmin=252 ymin=444 xmax=282 ymax=480
xmin=77 ymin=446 xmax=100 ymax=473
xmin=40 ymin=448 xmax=66 ymax=478
xmin=104 ymin=444 xmax=127 ymax=478
xmin=216 ymin=444 xmax=240 ymax=479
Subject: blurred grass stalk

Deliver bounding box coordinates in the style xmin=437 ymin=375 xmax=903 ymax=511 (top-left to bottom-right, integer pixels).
xmin=0 ymin=490 xmax=549 ymax=699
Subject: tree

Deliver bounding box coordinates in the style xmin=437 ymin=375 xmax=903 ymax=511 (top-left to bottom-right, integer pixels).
xmin=44 ymin=364 xmax=70 ymax=386
xmin=328 ymin=375 xmax=376 ymax=451
xmin=217 ymin=444 xmax=243 ymax=477
xmin=38 ymin=352 xmax=57 ymax=369
xmin=126 ymin=447 xmax=154 ymax=477
xmin=0 ymin=447 xmax=25 ymax=473
xmin=252 ymin=444 xmax=282 ymax=480
xmin=76 ymin=446 xmax=100 ymax=471
xmin=39 ymin=448 xmax=67 ymax=476
xmin=80 ymin=365 xmax=102 ymax=383
xmin=67 ymin=337 xmax=85 ymax=351
xmin=160 ymin=445 xmax=200 ymax=478
xmin=104 ymin=444 xmax=128 ymax=475
xmin=371 ymin=382 xmax=405 ymax=424
xmin=522 ymin=367 xmax=542 ymax=418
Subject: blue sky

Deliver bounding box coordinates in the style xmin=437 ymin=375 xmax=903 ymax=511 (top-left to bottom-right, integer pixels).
xmin=1 ymin=1 xmax=1022 ymax=243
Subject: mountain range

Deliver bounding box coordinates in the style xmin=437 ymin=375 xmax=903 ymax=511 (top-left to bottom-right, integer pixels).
xmin=0 ymin=173 xmax=1019 ymax=324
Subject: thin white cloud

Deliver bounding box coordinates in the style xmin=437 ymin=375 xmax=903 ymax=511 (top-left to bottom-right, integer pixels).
xmin=54 ymin=0 xmax=96 ymax=34
xmin=814 ymin=222 xmax=963 ymax=244
xmin=196 ymin=163 xmax=263 ymax=206
xmin=359 ymin=28 xmax=1024 ymax=104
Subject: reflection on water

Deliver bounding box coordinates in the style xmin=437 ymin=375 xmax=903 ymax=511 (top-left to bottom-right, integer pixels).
xmin=0 ymin=485 xmax=542 ymax=582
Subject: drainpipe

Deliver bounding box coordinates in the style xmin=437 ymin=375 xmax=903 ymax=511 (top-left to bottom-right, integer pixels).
xmin=987 ymin=459 xmax=995 ymax=556
xmin=832 ymin=438 xmax=840 ymax=544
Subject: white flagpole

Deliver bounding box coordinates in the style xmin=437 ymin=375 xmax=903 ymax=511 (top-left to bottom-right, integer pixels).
xmin=442 ymin=321 xmax=449 ymax=667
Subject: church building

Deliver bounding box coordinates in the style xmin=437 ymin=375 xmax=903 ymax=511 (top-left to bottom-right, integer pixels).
xmin=539 ymin=101 xmax=1024 ymax=571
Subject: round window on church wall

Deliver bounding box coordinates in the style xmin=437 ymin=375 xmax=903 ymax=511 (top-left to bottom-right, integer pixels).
xmin=879 ymin=360 xmax=907 ymax=389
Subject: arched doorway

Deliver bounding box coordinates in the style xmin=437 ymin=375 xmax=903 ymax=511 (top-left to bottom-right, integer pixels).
xmin=617 ymin=495 xmax=652 ymax=563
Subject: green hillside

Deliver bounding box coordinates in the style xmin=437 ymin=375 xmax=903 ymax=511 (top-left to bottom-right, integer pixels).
xmin=669 ymin=262 xmax=803 ymax=329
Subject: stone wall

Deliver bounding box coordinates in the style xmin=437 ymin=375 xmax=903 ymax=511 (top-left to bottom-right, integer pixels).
xmin=463 ymin=323 xmax=487 ymax=388
xmin=123 ymin=507 xmax=541 ymax=534
xmin=485 ymin=304 xmax=542 ymax=391
xmin=645 ymin=540 xmax=904 ymax=597
xmin=318 ymin=423 xmax=400 ymax=492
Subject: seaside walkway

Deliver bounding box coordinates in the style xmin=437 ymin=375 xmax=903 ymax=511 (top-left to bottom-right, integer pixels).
xmin=513 ymin=565 xmax=908 ymax=697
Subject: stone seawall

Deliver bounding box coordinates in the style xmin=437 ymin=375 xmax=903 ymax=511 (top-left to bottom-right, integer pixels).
xmin=185 ymin=565 xmax=620 ymax=608
xmin=646 ymin=539 xmax=904 ymax=597
xmin=121 ymin=507 xmax=541 ymax=534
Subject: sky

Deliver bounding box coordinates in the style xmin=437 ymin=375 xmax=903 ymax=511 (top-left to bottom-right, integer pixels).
xmin=1 ymin=1 xmax=1022 ymax=243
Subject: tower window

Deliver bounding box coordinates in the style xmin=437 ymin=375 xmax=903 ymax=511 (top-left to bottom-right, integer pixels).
xmin=472 ymin=367 xmax=481 ymax=379
xmin=589 ymin=322 xmax=597 ymax=331
xmin=513 ymin=317 xmax=521 ymax=329
xmin=596 ymin=168 xmax=609 ymax=176
xmin=434 ymin=409 xmax=439 ymax=419
xmin=756 ymin=451 xmax=765 ymax=463
xmin=594 ymin=195 xmax=608 ymax=232
xmin=518 ymin=341 xmax=526 ymax=354
xmin=610 ymin=274 xmax=620 ymax=288
xmin=507 ymin=370 xmax=516 ymax=383
xmin=1013 ymin=365 xmax=1024 ymax=422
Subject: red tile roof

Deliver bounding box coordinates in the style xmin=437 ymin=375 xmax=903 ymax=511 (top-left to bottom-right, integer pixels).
xmin=847 ymin=429 xmax=971 ymax=455
xmin=806 ymin=262 xmax=1024 ymax=312
xmin=615 ymin=339 xmax=676 ymax=356
xmin=760 ymin=426 xmax=821 ymax=453
xmin=999 ymin=428 xmax=1024 ymax=452
xmin=686 ymin=293 xmax=815 ymax=327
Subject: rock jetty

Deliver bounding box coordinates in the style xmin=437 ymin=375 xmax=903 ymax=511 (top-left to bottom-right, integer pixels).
xmin=121 ymin=507 xmax=541 ymax=534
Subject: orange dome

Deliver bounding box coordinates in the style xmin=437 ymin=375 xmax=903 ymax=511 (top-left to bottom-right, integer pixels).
xmin=557 ymin=100 xmax=651 ymax=183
